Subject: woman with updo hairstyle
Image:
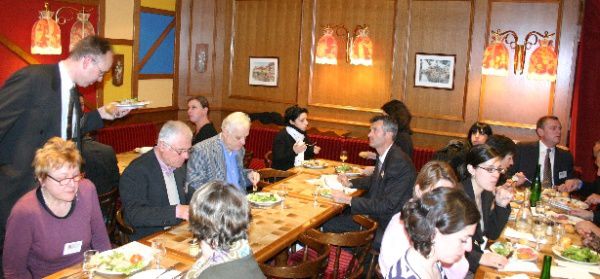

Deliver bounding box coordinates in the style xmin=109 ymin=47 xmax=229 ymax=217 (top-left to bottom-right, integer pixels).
xmin=185 ymin=180 xmax=264 ymax=279
xmin=387 ymin=187 xmax=480 ymax=279
xmin=187 ymin=96 xmax=218 ymax=145
xmin=380 ymin=161 xmax=470 ymax=279
xmin=3 ymin=137 xmax=110 ymax=278
xmin=461 ymin=144 xmax=514 ymax=273
xmin=467 ymin=122 xmax=493 ymax=147
xmin=271 ymin=105 xmax=321 ymax=170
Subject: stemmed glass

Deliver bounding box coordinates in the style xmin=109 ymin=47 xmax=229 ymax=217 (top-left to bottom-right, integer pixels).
xmin=340 ymin=150 xmax=348 ymax=165
xmin=151 ymin=238 xmax=167 ymax=269
xmin=312 ymin=185 xmax=321 ymax=207
xmin=82 ymin=250 xmax=99 ymax=279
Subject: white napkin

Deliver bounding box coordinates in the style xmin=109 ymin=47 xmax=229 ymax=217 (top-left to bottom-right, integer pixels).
xmin=499 ymin=260 xmax=540 ymax=273
xmin=114 ymin=241 xmax=155 ymax=255
xmin=135 ymin=146 xmax=153 ymax=153
xmin=551 ymin=265 xmax=594 ymax=279
xmin=502 ymin=274 xmax=529 ymax=279
xmin=321 ymin=175 xmax=357 ymax=194
xmin=503 ymin=227 xmax=548 ymax=244
xmin=555 ymin=259 xmax=600 ymax=275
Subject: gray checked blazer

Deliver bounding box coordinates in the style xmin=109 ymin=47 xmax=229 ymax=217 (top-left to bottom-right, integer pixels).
xmin=186 ymin=134 xmax=251 ymax=192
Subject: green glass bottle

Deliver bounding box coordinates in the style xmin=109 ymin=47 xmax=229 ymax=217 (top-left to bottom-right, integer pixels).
xmin=530 ymin=164 xmax=542 ymax=206
xmin=540 ymin=255 xmax=552 ymax=279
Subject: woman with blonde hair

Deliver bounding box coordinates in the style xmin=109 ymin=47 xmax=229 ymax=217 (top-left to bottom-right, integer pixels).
xmin=3 ymin=137 xmax=110 ymax=278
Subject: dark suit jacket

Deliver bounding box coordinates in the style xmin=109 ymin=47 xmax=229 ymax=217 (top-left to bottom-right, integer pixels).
xmin=351 ymin=144 xmax=416 ymax=245
xmin=119 ymin=150 xmax=189 ymax=240
xmin=81 ymin=137 xmax=120 ymax=196
xmin=462 ymin=178 xmax=511 ymax=272
xmin=511 ymin=141 xmax=574 ymax=186
xmin=271 ymin=128 xmax=316 ymax=171
xmin=0 ymin=64 xmax=102 ymax=248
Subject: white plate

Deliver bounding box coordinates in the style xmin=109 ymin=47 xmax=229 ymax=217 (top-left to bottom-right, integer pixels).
xmin=513 ymin=245 xmax=539 ymax=262
xmin=552 ymin=245 xmax=600 ymax=265
xmin=552 ymin=197 xmax=589 ymax=210
xmin=546 ymin=211 xmax=584 ymax=225
xmin=94 ymin=242 xmax=153 ymax=275
xmin=129 ymin=268 xmax=181 ymax=279
xmin=116 ymin=102 xmax=150 ymax=109
xmin=302 ymin=160 xmax=328 ymax=169
xmin=247 ymin=192 xmax=283 ymax=207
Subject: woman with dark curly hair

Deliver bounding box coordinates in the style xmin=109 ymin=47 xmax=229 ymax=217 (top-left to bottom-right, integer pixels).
xmin=271 ymin=105 xmax=320 ymax=170
xmin=387 ymin=187 xmax=480 ymax=279
xmin=185 ymin=181 xmax=264 ymax=279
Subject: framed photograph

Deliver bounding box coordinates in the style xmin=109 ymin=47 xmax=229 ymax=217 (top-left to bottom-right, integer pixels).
xmin=414 ymin=53 xmax=456 ymax=90
xmin=249 ymin=57 xmax=279 ymax=87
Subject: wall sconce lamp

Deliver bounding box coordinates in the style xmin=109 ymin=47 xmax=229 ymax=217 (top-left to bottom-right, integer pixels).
xmin=315 ymin=24 xmax=373 ymax=66
xmin=31 ymin=2 xmax=95 ymax=55
xmin=482 ymin=29 xmax=558 ymax=81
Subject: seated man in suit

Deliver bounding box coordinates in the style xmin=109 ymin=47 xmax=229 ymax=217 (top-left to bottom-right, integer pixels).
xmin=120 ymin=121 xmax=192 ymax=240
xmin=511 ymin=115 xmax=581 ymax=191
xmin=186 ymin=112 xmax=259 ymax=192
xmin=323 ymin=115 xmax=417 ymax=250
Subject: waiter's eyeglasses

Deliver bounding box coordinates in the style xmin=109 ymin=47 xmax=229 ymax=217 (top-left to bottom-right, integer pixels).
xmin=47 ymin=173 xmax=85 ymax=186
xmin=90 ymin=58 xmax=109 ymax=78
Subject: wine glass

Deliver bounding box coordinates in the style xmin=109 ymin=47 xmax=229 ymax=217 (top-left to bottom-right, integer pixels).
xmin=340 ymin=150 xmax=348 ymax=165
xmin=312 ymin=186 xmax=320 ymax=207
xmin=82 ymin=250 xmax=98 ymax=279
xmin=151 ymin=238 xmax=167 ymax=268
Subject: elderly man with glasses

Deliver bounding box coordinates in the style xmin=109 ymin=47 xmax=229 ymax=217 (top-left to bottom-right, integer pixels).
xmin=119 ymin=121 xmax=193 ymax=240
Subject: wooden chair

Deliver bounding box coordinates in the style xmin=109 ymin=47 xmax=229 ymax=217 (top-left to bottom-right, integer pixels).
xmin=97 ymin=187 xmax=119 ymax=237
xmin=303 ymin=215 xmax=378 ymax=279
xmin=260 ymin=233 xmax=330 ymax=279
xmin=256 ymin=168 xmax=293 ymax=190
xmin=264 ymin=150 xmax=273 ymax=168
xmin=114 ymin=208 xmax=134 ymax=246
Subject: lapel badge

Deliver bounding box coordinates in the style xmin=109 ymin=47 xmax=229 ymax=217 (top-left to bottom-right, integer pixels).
xmin=380 ymin=171 xmax=384 ymax=178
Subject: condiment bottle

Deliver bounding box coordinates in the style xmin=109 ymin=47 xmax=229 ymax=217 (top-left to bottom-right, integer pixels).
xmin=189 ymin=238 xmax=200 ymax=257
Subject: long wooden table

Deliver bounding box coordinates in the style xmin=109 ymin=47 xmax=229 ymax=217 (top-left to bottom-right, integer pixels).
xmin=46 ymin=159 xmax=364 ymax=278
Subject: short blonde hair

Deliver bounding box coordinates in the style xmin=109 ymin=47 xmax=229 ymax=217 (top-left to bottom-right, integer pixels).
xmin=221 ymin=112 xmax=250 ymax=133
xmin=33 ymin=137 xmax=82 ymax=180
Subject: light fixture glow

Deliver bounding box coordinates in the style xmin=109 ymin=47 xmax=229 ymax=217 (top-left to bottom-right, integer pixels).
xmin=31 ymin=2 xmax=61 ymax=55
xmin=315 ymin=27 xmax=338 ymax=65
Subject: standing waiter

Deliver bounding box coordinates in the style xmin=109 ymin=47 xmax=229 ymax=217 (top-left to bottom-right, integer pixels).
xmin=0 ymin=36 xmax=129 ymax=275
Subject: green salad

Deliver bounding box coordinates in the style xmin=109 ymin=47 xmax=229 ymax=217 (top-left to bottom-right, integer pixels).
xmin=490 ymin=242 xmax=513 ymax=257
xmin=95 ymin=251 xmax=145 ymax=275
xmin=562 ymin=246 xmax=600 ymax=263
xmin=248 ymin=193 xmax=279 ymax=203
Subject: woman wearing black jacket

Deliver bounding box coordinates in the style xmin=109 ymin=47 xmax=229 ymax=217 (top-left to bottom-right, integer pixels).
xmin=271 ymin=106 xmax=321 ymax=170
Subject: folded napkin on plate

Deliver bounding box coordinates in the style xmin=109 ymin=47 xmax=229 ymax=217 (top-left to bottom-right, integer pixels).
xmin=551 ymin=266 xmax=594 ymax=279
xmin=503 ymin=227 xmax=548 ymax=244
xmin=499 ymin=260 xmax=540 ymax=273
xmin=321 ymin=175 xmax=357 ymax=194
xmin=555 ymin=259 xmax=600 ymax=275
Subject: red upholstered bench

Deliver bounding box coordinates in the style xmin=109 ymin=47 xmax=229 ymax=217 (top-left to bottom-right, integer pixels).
xmin=96 ymin=123 xmax=158 ymax=153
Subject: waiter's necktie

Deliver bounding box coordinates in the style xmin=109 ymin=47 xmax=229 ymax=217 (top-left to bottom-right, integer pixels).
xmin=66 ymin=87 xmax=77 ymax=139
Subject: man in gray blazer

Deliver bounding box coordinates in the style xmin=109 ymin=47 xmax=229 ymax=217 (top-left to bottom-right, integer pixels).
xmin=120 ymin=121 xmax=192 ymax=240
xmin=186 ymin=112 xmax=259 ymax=192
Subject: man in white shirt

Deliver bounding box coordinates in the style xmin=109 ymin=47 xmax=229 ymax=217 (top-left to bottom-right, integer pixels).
xmin=120 ymin=121 xmax=192 ymax=240
xmin=511 ymin=116 xmax=581 ymax=191
xmin=324 ymin=115 xmax=417 ymax=250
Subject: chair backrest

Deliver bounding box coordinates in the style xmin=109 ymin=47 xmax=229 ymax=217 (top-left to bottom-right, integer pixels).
xmin=264 ymin=150 xmax=273 ymax=168
xmin=304 ymin=215 xmax=378 ymax=279
xmin=98 ymin=187 xmax=119 ymax=235
xmin=260 ymin=234 xmax=330 ymax=279
xmin=114 ymin=208 xmax=134 ymax=246
xmin=256 ymin=168 xmax=293 ymax=190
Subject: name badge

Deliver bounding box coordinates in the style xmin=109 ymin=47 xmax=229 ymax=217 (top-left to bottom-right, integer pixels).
xmin=63 ymin=240 xmax=82 ymax=256
xmin=559 ymin=171 xmax=567 ymax=179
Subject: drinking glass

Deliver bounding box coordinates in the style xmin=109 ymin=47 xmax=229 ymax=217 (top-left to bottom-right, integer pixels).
xmin=532 ymin=220 xmax=546 ymax=250
xmin=82 ymin=250 xmax=99 ymax=279
xmin=340 ymin=150 xmax=348 ymax=165
xmin=312 ymin=186 xmax=320 ymax=207
xmin=151 ymin=238 xmax=167 ymax=268
xmin=277 ymin=186 xmax=288 ymax=209
xmin=536 ymin=201 xmax=545 ymax=216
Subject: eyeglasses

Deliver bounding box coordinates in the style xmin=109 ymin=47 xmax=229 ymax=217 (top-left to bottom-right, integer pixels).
xmin=90 ymin=57 xmax=109 ymax=78
xmin=47 ymin=173 xmax=85 ymax=186
xmin=477 ymin=166 xmax=506 ymax=174
xmin=162 ymin=141 xmax=192 ymax=156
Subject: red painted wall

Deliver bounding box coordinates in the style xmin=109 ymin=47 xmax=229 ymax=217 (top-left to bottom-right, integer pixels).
xmin=0 ymin=0 xmax=98 ymax=107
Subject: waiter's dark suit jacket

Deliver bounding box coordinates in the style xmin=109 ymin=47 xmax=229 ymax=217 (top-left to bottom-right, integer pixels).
xmin=511 ymin=141 xmax=574 ymax=186
xmin=462 ymin=178 xmax=511 ymax=272
xmin=81 ymin=137 xmax=120 ymax=196
xmin=0 ymin=64 xmax=102 ymax=253
xmin=119 ymin=150 xmax=190 ymax=240
xmin=349 ymin=144 xmax=416 ymax=248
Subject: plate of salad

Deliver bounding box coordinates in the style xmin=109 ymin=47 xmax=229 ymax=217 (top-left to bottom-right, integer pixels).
xmin=552 ymin=245 xmax=600 ymax=265
xmin=93 ymin=250 xmax=150 ymax=275
xmin=247 ymin=192 xmax=282 ymax=207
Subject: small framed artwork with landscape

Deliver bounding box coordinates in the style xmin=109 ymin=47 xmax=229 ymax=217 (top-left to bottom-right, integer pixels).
xmin=249 ymin=57 xmax=279 ymax=87
xmin=414 ymin=53 xmax=456 ymax=90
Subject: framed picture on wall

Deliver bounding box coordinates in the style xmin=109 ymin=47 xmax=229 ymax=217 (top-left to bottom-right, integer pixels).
xmin=414 ymin=53 xmax=456 ymax=90
xmin=249 ymin=57 xmax=279 ymax=87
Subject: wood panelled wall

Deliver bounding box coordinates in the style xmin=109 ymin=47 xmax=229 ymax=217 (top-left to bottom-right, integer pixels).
xmin=178 ymin=0 xmax=581 ymax=148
